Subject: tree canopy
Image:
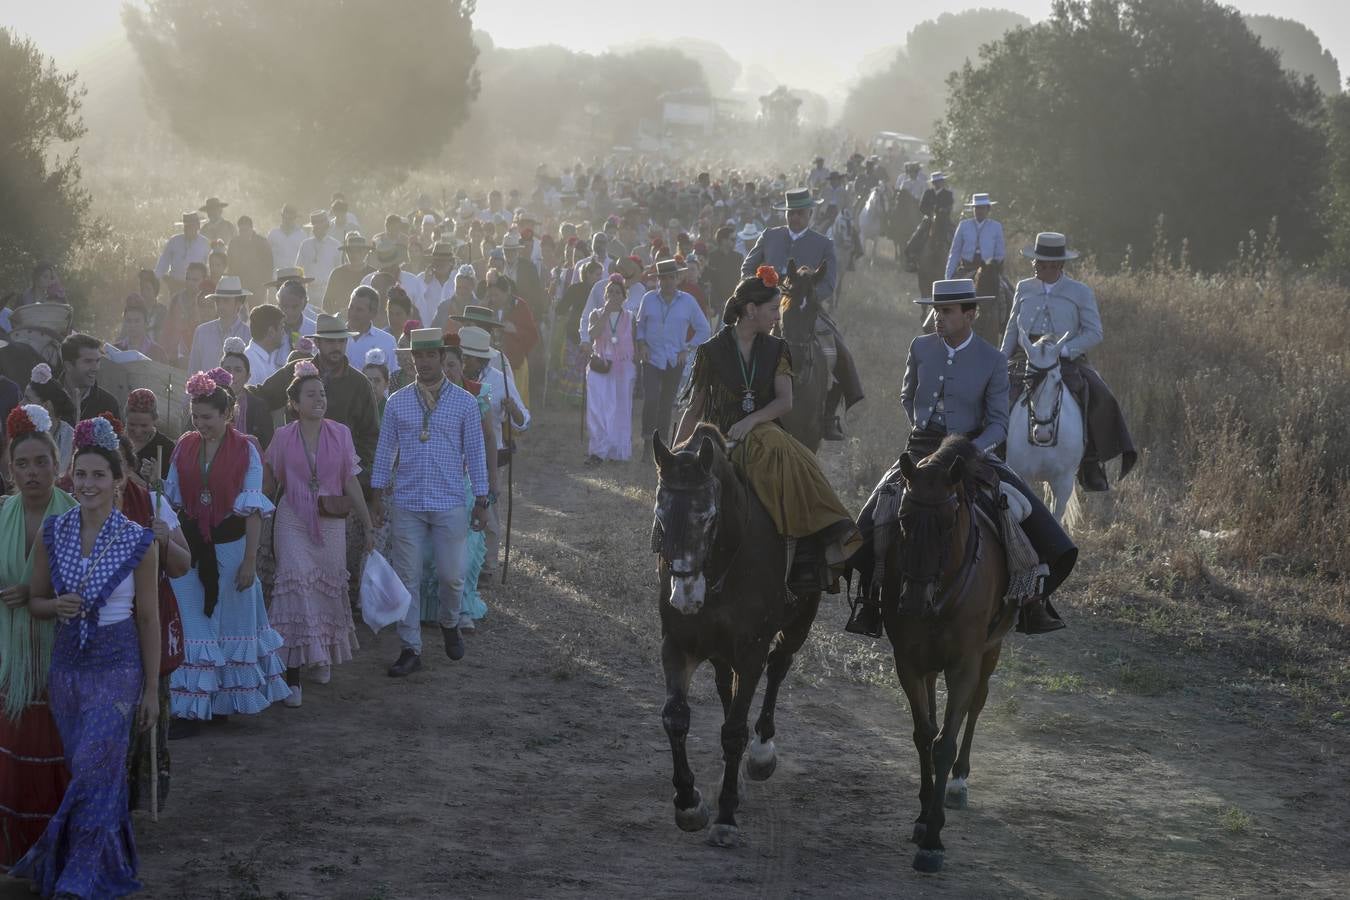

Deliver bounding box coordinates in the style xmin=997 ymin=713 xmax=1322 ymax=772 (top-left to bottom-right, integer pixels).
xmin=1324 ymin=93 xmax=1350 ymax=276
xmin=123 ymin=0 xmax=480 ymax=190
xmin=932 ymin=0 xmax=1327 ymax=270
xmin=1244 ymin=15 xmax=1341 ymax=95
xmin=0 ymin=28 xmax=92 ymax=296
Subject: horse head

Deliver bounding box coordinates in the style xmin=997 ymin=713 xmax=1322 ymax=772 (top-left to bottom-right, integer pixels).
xmin=1018 ymin=329 xmax=1068 ymax=446
xmin=894 ymin=438 xmax=974 ymax=616
xmin=653 ymin=428 xmax=724 ymax=616
xmin=779 ymin=257 xmax=825 ymax=344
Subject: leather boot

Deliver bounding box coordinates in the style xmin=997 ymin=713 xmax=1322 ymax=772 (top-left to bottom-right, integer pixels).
xmin=787 ymin=539 xmax=829 ymax=595
xmin=1078 ymin=458 xmax=1110 ymax=492
xmin=845 ymin=594 xmax=885 ymax=638
xmin=821 ymin=386 xmax=845 ymax=441
xmin=1017 ymin=597 xmax=1066 ymax=635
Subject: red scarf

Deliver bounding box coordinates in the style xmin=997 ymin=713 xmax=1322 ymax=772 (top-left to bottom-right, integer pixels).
xmin=172 ymin=425 xmax=251 ymax=539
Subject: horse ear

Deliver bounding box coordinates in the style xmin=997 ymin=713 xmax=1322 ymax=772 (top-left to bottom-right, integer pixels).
xmin=947 ymin=456 xmax=965 ymax=486
xmin=653 ymin=430 xmax=675 ymax=469
xmin=786 ymin=256 xmax=798 ymax=276
xmin=898 ymin=452 xmax=917 ymax=483
xmin=696 ymin=436 xmax=715 ymax=473
xmin=814 ymin=258 xmax=827 ymax=283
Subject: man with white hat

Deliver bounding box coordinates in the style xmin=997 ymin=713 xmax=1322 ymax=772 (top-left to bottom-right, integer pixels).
xmin=296 ymin=210 xmax=343 ymax=304
xmin=895 ymin=161 xmax=927 ymax=201
xmin=154 ymin=212 xmax=210 ymax=293
xmin=186 ymin=275 xmax=252 ymax=374
xmin=372 ymin=327 xmax=490 ymax=676
xmin=845 ymin=278 xmax=1076 ymax=638
xmin=1000 ymin=232 xmax=1136 ymax=492
xmin=323 ymin=233 xmax=375 ymax=314
xmin=418 ymin=241 xmax=460 ymax=325
xmin=945 ymin=193 xmax=1005 ymax=279
xmin=268 ymin=204 xmax=307 ymax=273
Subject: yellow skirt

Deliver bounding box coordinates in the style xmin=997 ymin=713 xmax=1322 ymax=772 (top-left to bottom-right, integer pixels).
xmin=514 ymin=358 xmax=530 ymax=410
xmin=730 ymin=423 xmax=862 ymax=566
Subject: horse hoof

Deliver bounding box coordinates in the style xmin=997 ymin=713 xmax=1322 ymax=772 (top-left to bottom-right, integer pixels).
xmin=910 ymin=823 xmax=927 ymax=844
xmin=944 ymin=778 xmax=968 ymax=810
xmin=912 ymin=848 xmax=945 ymax=873
xmin=674 ymin=790 xmax=709 ymax=833
xmin=745 ymin=737 xmax=777 ymax=782
xmin=707 ymin=823 xmax=741 ymax=848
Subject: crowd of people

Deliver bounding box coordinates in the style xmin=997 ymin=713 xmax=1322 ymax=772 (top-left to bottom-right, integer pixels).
xmin=0 ymin=148 xmax=1135 ymax=896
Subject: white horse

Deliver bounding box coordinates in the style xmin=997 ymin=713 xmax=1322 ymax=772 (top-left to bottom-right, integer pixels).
xmin=1005 ymin=331 xmax=1085 ymax=524
xmin=858 ymin=187 xmax=890 ymax=265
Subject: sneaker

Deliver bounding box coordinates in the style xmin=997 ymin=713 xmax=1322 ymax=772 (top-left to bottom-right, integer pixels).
xmin=310 ymin=663 xmax=332 ymax=685
xmin=441 ymin=625 xmax=466 ymax=661
xmin=282 ymin=684 xmax=303 ymax=708
xmin=387 ymin=649 xmax=422 ymax=677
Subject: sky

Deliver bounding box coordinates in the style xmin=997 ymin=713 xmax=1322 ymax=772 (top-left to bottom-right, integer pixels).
xmin=2 ymin=0 xmax=1346 ymax=100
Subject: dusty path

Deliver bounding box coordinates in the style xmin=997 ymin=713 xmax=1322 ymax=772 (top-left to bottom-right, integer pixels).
xmin=4 ymin=421 xmax=1347 ymax=899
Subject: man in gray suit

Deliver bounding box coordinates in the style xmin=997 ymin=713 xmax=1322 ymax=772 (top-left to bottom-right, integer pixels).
xmin=741 ymin=188 xmax=864 ymax=440
xmin=845 ymin=279 xmax=1076 ymax=638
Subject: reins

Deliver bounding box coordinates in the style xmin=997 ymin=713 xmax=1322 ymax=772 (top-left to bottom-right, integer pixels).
xmin=897 ymin=490 xmax=983 ymax=619
xmin=1021 ymin=359 xmax=1064 ymax=448
xmin=654 ymin=468 xmax=750 ymax=595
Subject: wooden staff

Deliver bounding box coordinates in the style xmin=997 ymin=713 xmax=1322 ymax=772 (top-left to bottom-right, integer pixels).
xmin=151 ymin=442 xmax=163 ymax=823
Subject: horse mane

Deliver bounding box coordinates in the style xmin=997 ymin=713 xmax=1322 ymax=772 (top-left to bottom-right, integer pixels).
xmin=922 ymin=434 xmax=989 ymax=495
xmin=674 ymin=423 xmax=743 ymax=491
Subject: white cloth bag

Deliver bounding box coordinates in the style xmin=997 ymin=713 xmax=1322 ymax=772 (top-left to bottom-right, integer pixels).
xmin=359 ymin=550 xmax=411 ymax=632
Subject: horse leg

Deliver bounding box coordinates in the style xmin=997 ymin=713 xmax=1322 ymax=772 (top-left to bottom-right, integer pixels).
xmin=894 ymin=662 xmax=937 ymax=846
xmin=712 ymin=659 xmax=734 ymax=719
xmin=1049 ymin=467 xmax=1076 ymax=523
xmin=661 ymin=637 xmax=708 ymax=833
xmin=709 ymin=646 xmax=768 ymax=848
xmin=914 ymin=663 xmax=983 ymax=873
xmin=749 ymin=596 xmax=819 ymax=781
xmin=946 ymin=643 xmax=1003 ymax=811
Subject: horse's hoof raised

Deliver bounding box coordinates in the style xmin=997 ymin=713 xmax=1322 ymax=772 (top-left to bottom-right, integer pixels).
xmin=944 ymin=778 xmax=968 ymax=810
xmin=910 ymin=823 xmax=927 ymax=844
xmin=745 ymin=737 xmax=777 ymax=782
xmin=707 ymin=823 xmax=741 ymax=848
xmin=674 ymin=790 xmax=709 ymax=833
xmin=912 ymin=848 xmax=945 ymax=873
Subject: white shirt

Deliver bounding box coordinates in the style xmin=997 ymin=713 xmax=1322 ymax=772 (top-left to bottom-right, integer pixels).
xmin=154 ymin=233 xmax=210 ymax=281
xmin=360 ymin=270 xmax=426 ymax=323
xmin=187 ymin=317 xmax=251 ymax=376
xmin=417 ymin=271 xmax=456 ymax=325
xmin=280 ymin=310 xmax=319 ymax=357
xmin=98 ymin=498 xmax=179 ymax=626
xmin=479 ymin=350 xmax=529 ymax=446
xmin=945 ymin=216 xmax=1005 ymax=278
xmin=244 ymin=339 xmax=283 ymax=384
xmin=295 ymin=234 xmax=343 ymax=299
xmin=267 ymin=225 xmax=308 ymax=272
xmin=346 ymin=325 xmax=400 ymax=374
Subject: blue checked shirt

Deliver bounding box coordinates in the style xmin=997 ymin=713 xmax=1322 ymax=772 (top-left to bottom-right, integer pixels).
xmin=635 ymin=290 xmax=710 ymax=370
xmin=371 ymin=378 xmax=489 ymax=511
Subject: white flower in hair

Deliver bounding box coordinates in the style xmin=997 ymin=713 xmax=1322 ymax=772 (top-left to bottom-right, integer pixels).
xmin=365 ymin=348 xmax=387 ymax=367
xmin=30 ymin=363 xmax=52 ymax=385
xmin=23 ymin=403 xmax=52 ymax=434
xmin=223 ymin=336 xmax=247 ymax=355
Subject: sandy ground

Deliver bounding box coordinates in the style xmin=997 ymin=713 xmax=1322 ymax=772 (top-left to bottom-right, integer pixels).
xmin=4 ymin=406 xmax=1348 ymax=899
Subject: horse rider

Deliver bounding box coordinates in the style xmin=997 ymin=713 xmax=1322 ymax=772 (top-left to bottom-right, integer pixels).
xmin=919 ymin=171 xmax=954 ymax=221
xmin=896 ymin=161 xmax=927 ymax=202
xmin=905 ymin=172 xmax=955 ymax=271
xmin=1000 ymin=232 xmax=1137 ymax=492
xmin=946 ymin=193 xmax=1005 ymax=279
xmin=817 ymin=171 xmax=850 ymax=232
xmin=807 ymin=156 xmax=829 ymax=192
xmin=741 ymin=188 xmax=865 ymax=442
xmin=845 ymin=279 xmax=1076 ymax=638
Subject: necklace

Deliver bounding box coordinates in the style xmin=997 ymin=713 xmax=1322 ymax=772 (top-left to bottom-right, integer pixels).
xmin=299 ymin=422 xmax=322 ymax=492
xmin=415 ymin=378 xmax=443 ymax=442
xmin=736 ymin=337 xmax=757 ymax=414
xmin=197 ymin=438 xmax=219 ymax=507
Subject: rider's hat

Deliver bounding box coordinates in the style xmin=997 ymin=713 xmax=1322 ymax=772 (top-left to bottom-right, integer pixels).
xmin=772 ymin=188 xmax=823 ymax=211
xmin=964 ymin=193 xmax=997 ymax=208
xmin=914 ymin=278 xmax=996 ymax=306
xmin=1020 ymin=232 xmax=1080 ymax=261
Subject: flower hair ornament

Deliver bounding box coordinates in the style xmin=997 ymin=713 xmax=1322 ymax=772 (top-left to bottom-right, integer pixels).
xmin=755 ymin=265 xmax=780 ymax=288
xmin=98 ymin=413 xmax=124 ymax=435
xmin=125 ymin=388 xmax=158 ymax=415
xmin=29 ymin=363 xmax=53 ymax=386
xmin=7 ymin=404 xmax=50 ymax=439
xmin=206 ymin=366 xmax=233 ymax=389
xmin=73 ymin=416 xmax=120 ymax=453
xmin=296 ymin=336 xmax=316 ymax=355
xmin=293 ymin=360 xmax=320 ymax=379
xmin=364 ymin=347 xmax=387 ymax=368
xmin=222 ymin=336 xmax=248 ymax=355
xmin=185 ymin=372 xmax=218 ymax=398
xmin=402 ymin=319 xmax=422 ymax=338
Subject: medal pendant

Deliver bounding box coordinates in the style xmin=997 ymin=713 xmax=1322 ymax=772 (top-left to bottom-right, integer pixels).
xmin=741 ymin=391 xmax=755 ymax=414
xmin=309 ymin=477 xmax=320 ymax=493
xmin=420 ymin=429 xmax=430 ymax=443
xmin=199 ymin=489 xmax=212 ymax=506
xmin=610 ymin=336 xmax=618 ymax=345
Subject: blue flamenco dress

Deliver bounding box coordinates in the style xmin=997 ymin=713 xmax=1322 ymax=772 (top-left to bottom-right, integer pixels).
xmin=166 ymin=442 xmax=290 ymax=720
xmin=10 ymin=507 xmax=154 ymax=898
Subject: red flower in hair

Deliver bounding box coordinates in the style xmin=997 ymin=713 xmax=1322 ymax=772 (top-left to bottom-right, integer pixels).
xmin=6 ymin=406 xmax=36 ymax=440
xmin=99 ymin=412 xmax=124 ymax=435
xmin=756 ymin=265 xmax=780 ymax=288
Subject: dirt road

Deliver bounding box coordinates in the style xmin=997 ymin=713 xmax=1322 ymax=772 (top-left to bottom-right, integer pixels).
xmin=4 ymin=426 xmax=1346 ymax=899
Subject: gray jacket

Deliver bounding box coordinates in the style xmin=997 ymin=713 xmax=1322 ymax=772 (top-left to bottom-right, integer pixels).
xmin=1000 ymin=274 xmax=1102 ymax=360
xmin=740 ymin=226 xmax=838 ymax=301
xmin=901 ymin=332 xmax=1009 ymax=452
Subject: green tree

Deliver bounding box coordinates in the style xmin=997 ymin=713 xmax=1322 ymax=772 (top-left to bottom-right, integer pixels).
xmin=933 ymin=0 xmax=1327 ymax=270
xmin=0 ymin=28 xmax=93 ymax=297
xmin=1323 ymin=93 xmax=1350 ymax=276
xmin=123 ymin=0 xmax=480 ymax=190
xmin=1244 ymin=15 xmax=1341 ymax=95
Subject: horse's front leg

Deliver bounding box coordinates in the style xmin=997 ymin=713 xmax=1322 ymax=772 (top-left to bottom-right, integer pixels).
xmin=750 ymin=596 xmax=820 ymax=781
xmin=662 ymin=636 xmax=707 ymax=832
xmin=894 ymin=662 xmax=936 ymax=846
xmin=709 ymin=644 xmax=769 ymax=848
xmin=1049 ymin=468 xmax=1076 ymax=523
xmin=915 ymin=663 xmax=983 ymax=873
xmin=947 ymin=643 xmax=1003 ymax=811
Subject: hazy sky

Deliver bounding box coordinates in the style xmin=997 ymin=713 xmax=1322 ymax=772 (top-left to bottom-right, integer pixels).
xmin=3 ymin=0 xmax=1346 ymax=98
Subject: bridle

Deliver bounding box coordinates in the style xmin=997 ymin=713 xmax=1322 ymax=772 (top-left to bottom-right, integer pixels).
xmin=896 ymin=488 xmax=982 ymax=617
xmin=653 ymin=472 xmax=748 ymax=595
xmin=1022 ymin=356 xmax=1064 ymax=448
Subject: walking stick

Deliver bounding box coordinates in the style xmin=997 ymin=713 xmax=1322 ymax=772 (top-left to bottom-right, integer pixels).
xmin=150 ymin=723 xmax=159 ymax=822
xmin=501 ymin=413 xmax=514 ymax=586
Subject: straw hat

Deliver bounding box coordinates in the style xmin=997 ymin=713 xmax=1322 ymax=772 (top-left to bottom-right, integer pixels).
xmin=305 ymin=313 xmax=359 ymax=340
xmin=265 ymin=266 xmax=314 ymax=288
xmin=204 ymin=275 xmax=252 ymax=301
xmin=1020 ymin=232 xmax=1080 ymax=261
xmin=458 ymin=326 xmax=494 ymax=359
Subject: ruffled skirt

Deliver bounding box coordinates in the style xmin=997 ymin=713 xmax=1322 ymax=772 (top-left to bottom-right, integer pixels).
xmin=0 ymin=696 xmax=69 ymax=869
xmin=269 ymin=503 xmax=358 ymax=668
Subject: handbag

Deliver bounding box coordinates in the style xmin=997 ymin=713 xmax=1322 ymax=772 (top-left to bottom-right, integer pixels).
xmin=158 ymin=576 xmax=185 ymax=675
xmin=318 ymin=495 xmax=353 ymax=518
xmin=588 ymin=354 xmax=612 ymax=374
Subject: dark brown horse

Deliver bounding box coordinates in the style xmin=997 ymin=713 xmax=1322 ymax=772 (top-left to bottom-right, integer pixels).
xmin=879 ymin=436 xmax=1015 ymax=873
xmin=776 ymin=259 xmax=829 ymax=454
xmin=653 ymin=426 xmax=821 ymax=847
xmin=953 ymin=260 xmax=1013 ymax=346
xmin=907 ymin=212 xmax=952 ymax=299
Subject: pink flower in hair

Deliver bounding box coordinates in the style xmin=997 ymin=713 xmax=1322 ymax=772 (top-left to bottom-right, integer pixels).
xmin=206 ymin=366 xmax=233 ymax=388
xmin=293 ymin=360 xmax=319 ymax=379
xmin=185 ymin=372 xmax=217 ymax=398
xmin=297 ymin=337 xmax=316 ymax=354
xmin=30 ymin=363 xmax=52 ymax=385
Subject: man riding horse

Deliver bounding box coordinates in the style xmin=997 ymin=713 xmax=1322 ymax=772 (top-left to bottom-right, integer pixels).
xmin=905 ymin=172 xmax=955 ymax=281
xmin=1000 ymin=233 xmax=1137 ymax=492
xmin=845 ymin=279 xmax=1077 ymax=638
xmin=741 ymin=189 xmax=864 ymax=442
xmin=946 ymin=193 xmax=1005 ymax=287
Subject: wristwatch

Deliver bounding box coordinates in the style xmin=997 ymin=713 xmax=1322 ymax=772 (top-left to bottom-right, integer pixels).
xmin=473 ymin=496 xmax=490 ymax=510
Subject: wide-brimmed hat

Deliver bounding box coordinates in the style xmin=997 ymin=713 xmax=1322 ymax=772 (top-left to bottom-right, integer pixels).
xmin=459 ymin=326 xmax=494 ymax=360
xmin=965 ymin=193 xmax=997 ymax=208
xmin=430 ymin=241 xmax=457 ymax=260
xmin=913 ymin=278 xmax=997 ymax=306
xmin=198 ymin=197 xmax=228 ymax=212
xmin=305 ymin=210 xmax=329 ymax=228
xmin=1021 ymin=232 xmax=1080 ymax=261
xmin=204 ymin=275 xmax=252 ymax=301
xmin=340 ymin=232 xmax=370 ymax=252
xmin=265 ymin=266 xmax=314 ymax=288
xmin=373 ymin=237 xmax=407 ymax=266
xmin=771 ymin=188 xmax=823 ymax=211
xmin=501 ymin=232 xmax=523 ymax=251
xmin=408 ymin=327 xmax=445 ymax=351
xmin=450 ymin=304 xmax=505 ymax=330
xmin=930 ymin=171 xmax=948 ymax=184
xmin=305 ymin=313 xmax=359 ymax=340
xmin=737 ymin=223 xmax=762 ymax=242
xmin=177 ymin=211 xmax=202 ymax=227
xmin=655 ymin=258 xmax=687 ymax=277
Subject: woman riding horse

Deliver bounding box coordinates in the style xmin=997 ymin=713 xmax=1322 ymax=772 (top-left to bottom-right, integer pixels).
xmin=674 ymin=267 xmax=860 ymax=593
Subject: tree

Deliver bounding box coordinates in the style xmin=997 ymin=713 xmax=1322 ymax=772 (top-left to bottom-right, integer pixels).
xmin=0 ymin=28 xmax=93 ymax=296
xmin=1323 ymin=93 xmax=1350 ymax=277
xmin=933 ymin=0 xmax=1327 ymax=270
xmin=1244 ymin=15 xmax=1341 ymax=95
xmin=123 ymin=0 xmax=480 ymax=190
